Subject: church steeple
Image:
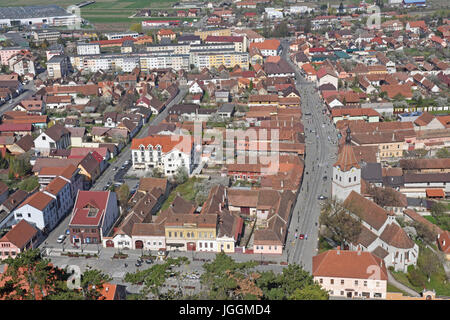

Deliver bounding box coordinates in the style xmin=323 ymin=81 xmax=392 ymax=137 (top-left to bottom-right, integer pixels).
xmin=345 ymin=126 xmax=352 ymax=144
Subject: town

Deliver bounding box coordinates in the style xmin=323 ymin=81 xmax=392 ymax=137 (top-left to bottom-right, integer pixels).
xmin=0 ymin=0 xmax=448 ymax=302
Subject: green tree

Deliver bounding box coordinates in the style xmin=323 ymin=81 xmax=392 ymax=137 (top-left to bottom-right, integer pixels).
xmin=0 ymin=152 xmax=8 ymax=169
xmin=79 ymin=269 xmax=112 ymax=300
xmin=257 ymin=264 xmax=328 ymax=300
xmin=18 ymin=176 xmax=39 ymax=192
xmin=319 ymin=199 xmax=362 ymax=247
xmin=418 ymin=248 xmax=441 ymax=281
xmin=289 ymin=283 xmax=329 ymax=300
xmin=151 ymin=167 xmax=164 ymax=178
xmin=130 ymin=23 xmax=142 ymax=34
xmin=174 ymin=167 xmax=188 ymax=185
xmin=0 ymin=249 xmax=56 ymax=300
xmin=117 ymin=183 xmax=130 ymax=210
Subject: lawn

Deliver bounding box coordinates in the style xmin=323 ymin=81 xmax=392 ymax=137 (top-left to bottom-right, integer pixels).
xmin=386 ymin=283 xmax=408 ymax=295
xmin=159 ymin=177 xmax=203 ymax=212
xmin=390 ymin=246 xmax=450 ymax=297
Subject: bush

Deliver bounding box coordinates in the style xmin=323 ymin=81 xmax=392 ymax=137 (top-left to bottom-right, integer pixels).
xmin=407 ymin=267 xmax=426 ymax=288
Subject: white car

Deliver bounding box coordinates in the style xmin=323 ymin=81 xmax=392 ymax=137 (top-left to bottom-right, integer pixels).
xmin=57 ymin=235 xmax=66 ymax=243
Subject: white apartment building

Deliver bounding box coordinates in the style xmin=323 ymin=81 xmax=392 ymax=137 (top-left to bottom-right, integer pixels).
xmin=131 ymin=135 xmax=196 ymax=176
xmin=76 ymin=43 xmax=101 ymax=55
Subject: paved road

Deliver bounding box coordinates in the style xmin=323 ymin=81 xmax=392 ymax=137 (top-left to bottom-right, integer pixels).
xmin=387 ymin=270 xmax=420 ymax=297
xmin=280 ymin=39 xmax=339 ymax=272
xmin=92 ymin=86 xmax=188 ymax=191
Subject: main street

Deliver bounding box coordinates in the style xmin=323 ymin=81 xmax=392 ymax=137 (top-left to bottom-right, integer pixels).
xmin=92 ymin=86 xmax=188 ymax=191
xmin=281 ymin=39 xmax=339 ymax=272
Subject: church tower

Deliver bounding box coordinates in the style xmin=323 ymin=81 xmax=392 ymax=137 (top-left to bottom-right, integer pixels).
xmin=332 ymin=127 xmax=361 ymax=202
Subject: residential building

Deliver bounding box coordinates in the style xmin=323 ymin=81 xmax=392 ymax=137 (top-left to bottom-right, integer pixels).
xmin=131 ymin=135 xmax=196 ymax=175
xmin=69 ymin=191 xmax=119 ymax=245
xmin=34 ymin=123 xmax=71 ymax=156
xmin=313 ymin=250 xmax=388 ymax=299
xmin=0 ymin=220 xmax=40 ymax=260
xmin=47 ymin=55 xmax=70 ymax=79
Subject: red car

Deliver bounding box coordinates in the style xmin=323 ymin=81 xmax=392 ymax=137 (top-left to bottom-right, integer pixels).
xmin=299 ymin=234 xmax=305 ymax=240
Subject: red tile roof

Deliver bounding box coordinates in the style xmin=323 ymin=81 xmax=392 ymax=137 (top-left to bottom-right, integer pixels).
xmin=334 ymin=144 xmax=360 ymax=171
xmin=131 ymin=135 xmax=193 ymax=154
xmin=69 ymin=191 xmax=111 ymax=226
xmin=313 ymin=250 xmax=388 ymax=280
xmin=0 ymin=220 xmax=38 ymax=249
xmin=343 ymin=191 xmax=388 ymax=231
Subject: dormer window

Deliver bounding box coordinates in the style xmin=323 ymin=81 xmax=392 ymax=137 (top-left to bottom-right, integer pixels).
xmin=148 ymin=145 xmax=153 ymax=151
xmin=139 ymin=145 xmax=145 ymax=152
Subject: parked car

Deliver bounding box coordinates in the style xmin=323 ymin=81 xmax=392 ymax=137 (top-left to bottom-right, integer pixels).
xmin=299 ymin=234 xmax=305 ymax=240
xmin=57 ymin=235 xmax=66 ymax=243
xmin=318 ymin=195 xmax=327 ymax=200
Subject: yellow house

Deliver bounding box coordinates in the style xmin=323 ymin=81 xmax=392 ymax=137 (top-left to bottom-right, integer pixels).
xmin=164 ymin=214 xmax=218 ymax=252
xmin=194 ymin=28 xmax=231 ymax=41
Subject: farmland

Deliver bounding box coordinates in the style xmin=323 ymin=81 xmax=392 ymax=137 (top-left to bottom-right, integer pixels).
xmin=0 ymin=0 xmax=181 ymax=31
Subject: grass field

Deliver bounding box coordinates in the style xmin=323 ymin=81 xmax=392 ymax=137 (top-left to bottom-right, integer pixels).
xmin=0 ymin=0 xmax=179 ymax=31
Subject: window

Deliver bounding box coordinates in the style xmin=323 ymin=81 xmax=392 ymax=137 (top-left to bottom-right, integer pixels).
xmin=227 ymin=244 xmax=230 ymax=249
xmin=199 ymin=242 xmax=202 ymax=248
xmin=349 ymin=177 xmax=351 ymax=183
xmin=319 ymin=278 xmax=323 ymax=284
xmin=210 ymin=242 xmax=213 ymax=248
xmin=364 ymin=281 xmax=367 ymax=287
xmin=355 ymin=280 xmax=358 ymax=286
xmin=168 ymin=232 xmax=172 ymax=237
xmin=354 ymin=176 xmax=356 ymax=181
xmin=341 ymin=279 xmax=344 ymax=285
xmin=330 ymin=279 xmax=334 ymax=284
xmin=28 ymin=213 xmax=31 ymax=217
xmin=340 ymin=291 xmax=344 ymax=296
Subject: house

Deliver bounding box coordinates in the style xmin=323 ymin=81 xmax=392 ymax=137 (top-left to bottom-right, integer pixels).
xmin=0 ymin=190 xmax=30 ymax=229
xmin=405 ymin=21 xmax=427 ymax=34
xmin=131 ymin=135 xmax=196 ymax=175
xmin=0 ymin=220 xmax=40 ymax=260
xmin=413 ymin=113 xmax=445 ymax=131
xmin=7 ymin=134 xmax=34 ymax=155
xmin=313 ymin=249 xmax=388 ymax=299
xmin=69 ymin=191 xmax=119 ymax=245
xmin=34 ymin=124 xmax=71 ymax=156
xmin=343 ymin=191 xmax=419 ymax=272
xmin=157 ymin=29 xmax=176 ymax=42
xmin=331 ymin=108 xmax=380 ymax=124
xmin=316 ymin=67 xmax=339 ymax=89
xmin=249 ymin=39 xmax=281 ymax=57
xmin=164 ymin=213 xmax=218 ymax=252
xmin=218 ymin=103 xmax=235 ymax=119
xmin=13 ymin=191 xmax=58 ymax=233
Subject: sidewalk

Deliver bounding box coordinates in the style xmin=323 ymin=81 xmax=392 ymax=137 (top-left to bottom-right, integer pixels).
xmin=387 ymin=270 xmax=420 ymax=297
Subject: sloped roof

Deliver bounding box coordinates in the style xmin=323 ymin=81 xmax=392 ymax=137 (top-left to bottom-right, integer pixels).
xmin=380 ymin=223 xmax=415 ymax=249
xmin=0 ymin=220 xmax=38 ymax=249
xmin=312 ymin=250 xmax=388 ymax=280
xmin=343 ymin=191 xmax=388 ymax=231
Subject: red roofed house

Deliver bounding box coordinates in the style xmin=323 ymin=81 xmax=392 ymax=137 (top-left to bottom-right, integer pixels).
xmin=131 ymin=135 xmax=196 ymax=176
xmin=249 ymin=39 xmax=281 ymax=56
xmin=0 ymin=220 xmax=40 ymax=260
xmin=157 ymin=29 xmax=176 ymax=42
xmin=405 ymin=21 xmax=427 ymax=34
xmin=331 ymin=108 xmax=380 ymax=124
xmin=69 ymin=190 xmax=119 ymax=245
xmin=316 ymin=67 xmax=338 ymax=89
xmin=313 ymin=249 xmax=388 ymax=299
xmin=13 ymin=191 xmax=58 ymax=232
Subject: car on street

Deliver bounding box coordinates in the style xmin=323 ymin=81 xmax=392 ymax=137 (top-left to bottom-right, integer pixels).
xmin=299 ymin=234 xmax=305 ymax=240
xmin=318 ymin=195 xmax=327 ymax=200
xmin=57 ymin=235 xmax=66 ymax=243
xmin=135 ymin=261 xmax=142 ymax=267
xmin=323 ymin=176 xmax=327 ymax=181
xmin=112 ymin=167 xmax=117 ymax=171
xmin=65 ymin=229 xmax=70 ymax=235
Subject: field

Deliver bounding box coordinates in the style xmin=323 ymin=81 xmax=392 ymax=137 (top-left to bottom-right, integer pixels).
xmin=0 ymin=0 xmax=180 ymax=31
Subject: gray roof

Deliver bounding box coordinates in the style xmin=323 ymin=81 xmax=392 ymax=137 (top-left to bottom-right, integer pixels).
xmin=218 ymin=103 xmax=235 ymax=113
xmin=361 ymin=162 xmax=382 ymax=183
xmin=406 ymin=197 xmax=434 ymax=209
xmin=382 ymin=175 xmax=404 ymax=188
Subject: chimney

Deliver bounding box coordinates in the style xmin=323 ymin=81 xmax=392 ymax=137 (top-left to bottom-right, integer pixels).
xmin=105 ymin=286 xmax=109 ymax=292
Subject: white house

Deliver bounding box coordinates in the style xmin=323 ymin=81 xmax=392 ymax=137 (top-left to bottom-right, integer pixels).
xmin=343 ymin=191 xmax=419 ymax=272
xmin=131 ymin=223 xmax=166 ymax=251
xmin=189 ymin=81 xmax=204 ymax=95
xmin=76 ymin=43 xmax=101 ymax=56
xmin=313 ymin=250 xmax=388 ymax=299
xmin=13 ymin=191 xmax=58 ymax=232
xmin=34 ymin=123 xmax=71 ymax=156
xmin=131 ymin=135 xmax=197 ymax=176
